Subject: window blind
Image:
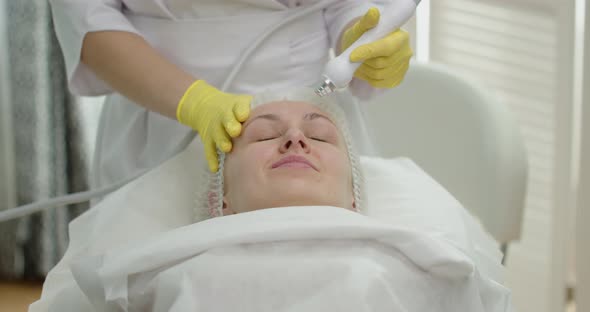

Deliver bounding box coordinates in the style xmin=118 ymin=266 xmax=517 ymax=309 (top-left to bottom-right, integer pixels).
xmin=427 ymin=0 xmax=576 ymax=311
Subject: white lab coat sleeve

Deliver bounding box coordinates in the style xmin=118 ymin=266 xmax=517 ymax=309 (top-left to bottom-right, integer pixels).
xmin=323 ymin=0 xmax=392 ymax=52
xmin=49 ymin=0 xmax=141 ymax=96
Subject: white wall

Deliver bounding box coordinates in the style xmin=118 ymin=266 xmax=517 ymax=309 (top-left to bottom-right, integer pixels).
xmin=0 ymin=0 xmax=16 ymax=211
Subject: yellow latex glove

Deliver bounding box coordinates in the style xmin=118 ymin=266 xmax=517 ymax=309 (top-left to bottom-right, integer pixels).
xmin=176 ymin=80 xmax=252 ymax=172
xmin=340 ymin=7 xmax=413 ymax=88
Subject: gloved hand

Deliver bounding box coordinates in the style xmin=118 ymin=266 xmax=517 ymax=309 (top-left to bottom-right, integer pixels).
xmin=340 ymin=7 xmax=413 ymax=88
xmin=176 ymin=80 xmax=252 ymax=172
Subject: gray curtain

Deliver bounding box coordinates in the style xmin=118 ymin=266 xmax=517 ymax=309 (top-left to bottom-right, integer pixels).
xmin=0 ymin=0 xmax=89 ymax=279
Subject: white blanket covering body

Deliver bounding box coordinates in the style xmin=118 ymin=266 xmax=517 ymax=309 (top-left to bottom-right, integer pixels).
xmin=70 ymin=207 xmax=509 ymax=312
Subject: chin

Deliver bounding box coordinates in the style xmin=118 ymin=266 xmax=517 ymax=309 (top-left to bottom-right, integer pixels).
xmin=262 ymin=176 xmax=348 ymax=208
xmin=266 ymin=188 xmax=337 ymax=209
xmin=276 ymin=178 xmax=318 ymax=193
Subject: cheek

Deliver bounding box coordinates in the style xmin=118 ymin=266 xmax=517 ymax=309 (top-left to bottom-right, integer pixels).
xmin=225 ymin=145 xmax=274 ymax=180
xmin=318 ymin=147 xmax=350 ymax=175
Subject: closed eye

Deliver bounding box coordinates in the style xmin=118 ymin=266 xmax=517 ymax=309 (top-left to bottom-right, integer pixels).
xmin=311 ymin=137 xmax=327 ymax=142
xmin=257 ymin=137 xmax=277 ymax=142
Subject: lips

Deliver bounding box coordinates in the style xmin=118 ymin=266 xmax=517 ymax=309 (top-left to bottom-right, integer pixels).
xmin=272 ymin=155 xmax=317 ymax=170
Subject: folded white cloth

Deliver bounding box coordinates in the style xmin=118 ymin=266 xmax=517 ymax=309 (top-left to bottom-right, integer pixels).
xmin=69 ymin=206 xmax=509 ymax=312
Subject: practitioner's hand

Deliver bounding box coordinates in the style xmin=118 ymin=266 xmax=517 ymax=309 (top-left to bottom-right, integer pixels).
xmin=176 ymin=80 xmax=252 ymax=172
xmin=340 ymin=7 xmax=413 ymax=88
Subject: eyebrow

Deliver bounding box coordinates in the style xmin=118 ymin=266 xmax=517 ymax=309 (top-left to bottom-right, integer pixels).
xmin=303 ymin=112 xmax=335 ymax=125
xmin=242 ymin=114 xmax=280 ymax=131
xmin=243 ymin=112 xmax=335 ymax=131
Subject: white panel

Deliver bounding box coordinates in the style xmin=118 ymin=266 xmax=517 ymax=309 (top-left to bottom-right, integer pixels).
xmin=548 ymin=2 xmax=577 ymax=311
xmin=0 ymin=0 xmax=16 ymax=211
xmin=415 ymin=0 xmax=430 ymax=61
xmin=578 ymin=81 xmax=590 ymax=312
xmin=576 ymin=0 xmax=590 ymax=310
xmin=429 ymin=0 xmax=575 ymax=311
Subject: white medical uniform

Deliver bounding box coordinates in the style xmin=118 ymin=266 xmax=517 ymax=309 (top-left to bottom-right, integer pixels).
xmin=50 ymin=0 xmax=389 ymax=192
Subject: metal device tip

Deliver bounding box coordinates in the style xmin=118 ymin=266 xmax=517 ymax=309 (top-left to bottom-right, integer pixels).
xmin=315 ymin=78 xmax=336 ymax=97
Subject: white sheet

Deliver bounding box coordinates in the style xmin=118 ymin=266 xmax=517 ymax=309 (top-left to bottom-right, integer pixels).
xmin=361 ymin=157 xmax=506 ymax=283
xmin=69 ymin=206 xmax=509 ymax=312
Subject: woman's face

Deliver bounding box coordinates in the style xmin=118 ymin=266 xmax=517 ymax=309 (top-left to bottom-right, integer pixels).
xmin=222 ymin=101 xmax=354 ymax=215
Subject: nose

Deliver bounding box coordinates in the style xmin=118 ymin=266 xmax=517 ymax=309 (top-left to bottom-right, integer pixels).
xmin=279 ymin=128 xmax=310 ymax=153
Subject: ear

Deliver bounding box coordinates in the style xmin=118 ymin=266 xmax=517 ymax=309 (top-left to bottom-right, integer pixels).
xmin=222 ymin=197 xmax=236 ymax=215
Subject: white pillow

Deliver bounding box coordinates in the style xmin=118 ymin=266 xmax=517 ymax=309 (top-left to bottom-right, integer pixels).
xmin=363 ymin=157 xmax=470 ymax=250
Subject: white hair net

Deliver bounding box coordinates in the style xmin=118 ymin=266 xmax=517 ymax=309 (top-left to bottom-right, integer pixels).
xmin=195 ymin=88 xmax=365 ymax=220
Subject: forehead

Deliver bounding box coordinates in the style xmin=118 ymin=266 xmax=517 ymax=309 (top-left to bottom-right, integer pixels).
xmin=251 ymin=101 xmax=330 ymax=119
